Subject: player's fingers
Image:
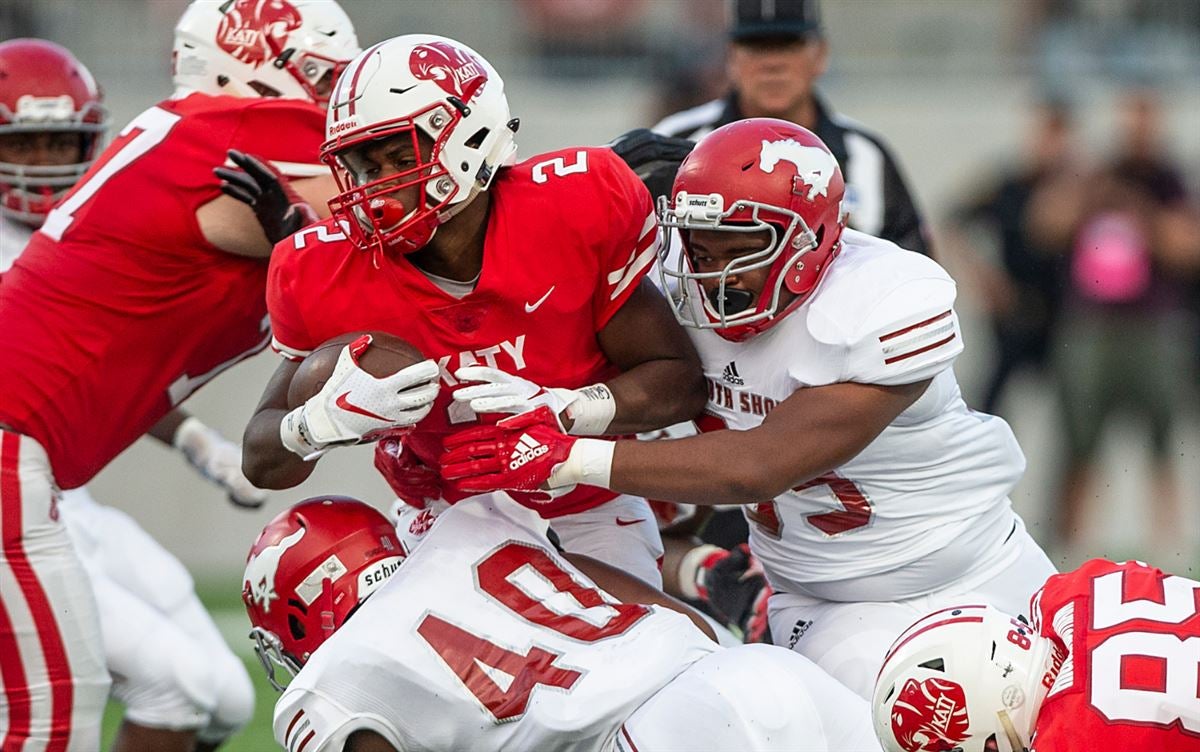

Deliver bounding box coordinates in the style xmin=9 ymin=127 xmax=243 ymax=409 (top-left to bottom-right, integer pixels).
xmin=382 ymin=359 xmax=441 ymax=391
xmin=462 ymin=396 xmax=524 ymax=415
xmin=441 ymin=457 xmax=504 ymax=482
xmin=227 ymin=149 xmax=277 ymax=182
xmin=442 ymin=425 xmax=502 ymax=451
xmin=391 ymin=382 xmax=440 ymax=411
xmin=453 ymin=380 xmax=521 ymax=402
xmin=440 ymin=440 xmax=501 ymax=466
xmin=453 ymin=365 xmax=512 ymax=385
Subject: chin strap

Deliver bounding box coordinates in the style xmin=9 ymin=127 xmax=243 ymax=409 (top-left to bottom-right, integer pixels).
xmin=996 ymin=710 xmax=1029 ymax=752
xmin=708 ymin=285 xmax=754 ymax=316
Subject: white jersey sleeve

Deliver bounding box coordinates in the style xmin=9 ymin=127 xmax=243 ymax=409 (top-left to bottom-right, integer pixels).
xmin=805 ymin=230 xmax=962 ymax=386
xmin=275 ymin=686 xmax=403 ymax=752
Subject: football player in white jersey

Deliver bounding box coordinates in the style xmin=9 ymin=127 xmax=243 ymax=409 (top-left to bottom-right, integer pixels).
xmin=440 ymin=118 xmax=1058 ymax=699
xmin=245 ymin=494 xmax=879 ymax=752
xmin=0 ymin=37 xmax=261 ymax=751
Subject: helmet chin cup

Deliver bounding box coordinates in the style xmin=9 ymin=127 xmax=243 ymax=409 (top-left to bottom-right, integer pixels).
xmin=708 ymin=286 xmax=754 ymax=316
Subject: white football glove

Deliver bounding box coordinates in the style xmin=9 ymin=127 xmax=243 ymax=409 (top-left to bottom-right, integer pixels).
xmin=174 ymin=417 xmax=267 ymax=509
xmin=281 ymin=337 xmax=441 ymax=460
xmin=452 ymin=366 xmax=617 ymax=435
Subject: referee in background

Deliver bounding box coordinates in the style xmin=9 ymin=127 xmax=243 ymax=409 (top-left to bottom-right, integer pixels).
xmin=632 ymin=0 xmax=932 ymax=256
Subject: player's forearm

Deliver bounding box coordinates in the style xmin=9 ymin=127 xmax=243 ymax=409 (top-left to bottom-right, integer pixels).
xmin=602 ymin=358 xmax=706 ymax=434
xmin=605 ymin=429 xmax=808 ymax=505
xmin=148 ymin=408 xmax=189 ymax=446
xmin=242 ymin=409 xmax=317 ymax=489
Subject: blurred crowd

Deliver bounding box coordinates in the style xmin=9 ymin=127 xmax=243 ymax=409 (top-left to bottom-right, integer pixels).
xmin=944 ymin=88 xmax=1200 ymax=559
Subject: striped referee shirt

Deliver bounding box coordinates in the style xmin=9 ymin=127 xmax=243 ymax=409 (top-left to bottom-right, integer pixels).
xmin=653 ymin=91 xmax=932 ymax=256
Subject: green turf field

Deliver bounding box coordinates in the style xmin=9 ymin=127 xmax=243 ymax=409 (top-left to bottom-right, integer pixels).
xmin=100 ymin=578 xmax=280 ymax=751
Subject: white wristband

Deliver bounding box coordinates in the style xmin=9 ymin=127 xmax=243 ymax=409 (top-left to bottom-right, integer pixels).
xmin=547 ymin=438 xmax=615 ymax=489
xmin=677 ymin=544 xmax=723 ymax=601
xmin=279 ymin=406 xmax=325 ymax=461
xmin=172 ymin=416 xmax=209 ymax=449
xmin=564 ymin=383 xmax=617 ymax=436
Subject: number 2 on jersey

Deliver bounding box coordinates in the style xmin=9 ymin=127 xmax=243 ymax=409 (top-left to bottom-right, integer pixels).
xmin=418 ymin=543 xmax=650 ymax=721
xmin=41 ymin=107 xmax=182 ymax=241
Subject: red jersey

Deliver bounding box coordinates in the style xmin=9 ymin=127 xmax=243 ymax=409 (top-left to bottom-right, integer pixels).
xmin=268 ymin=146 xmax=659 ymax=516
xmin=1031 ymin=558 xmax=1200 ymax=751
xmin=0 ymin=93 xmax=325 ymax=488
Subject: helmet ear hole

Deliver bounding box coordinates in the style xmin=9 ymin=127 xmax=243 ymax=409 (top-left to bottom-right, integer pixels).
xmin=464 ymin=127 xmax=489 ymax=150
xmin=288 ymin=610 xmax=307 ymax=642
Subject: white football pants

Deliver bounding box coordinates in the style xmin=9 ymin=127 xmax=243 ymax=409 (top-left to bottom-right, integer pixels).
xmin=617 ymin=644 xmax=882 ymax=751
xmin=768 ymin=516 xmax=1057 ymax=698
xmin=0 ymin=430 xmax=109 ymax=751
xmin=60 ymin=488 xmax=254 ymax=741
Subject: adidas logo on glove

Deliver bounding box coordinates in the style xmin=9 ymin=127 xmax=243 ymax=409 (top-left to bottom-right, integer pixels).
xmin=508 ymin=433 xmax=549 ymax=470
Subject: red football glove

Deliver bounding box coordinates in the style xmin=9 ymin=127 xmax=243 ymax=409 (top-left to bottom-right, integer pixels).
xmin=373 ymin=431 xmax=442 ymax=509
xmin=441 ymin=407 xmax=577 ymax=496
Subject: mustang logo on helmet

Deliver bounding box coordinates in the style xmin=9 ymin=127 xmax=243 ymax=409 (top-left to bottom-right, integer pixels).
xmin=891 ymin=677 xmax=971 ymax=752
xmin=758 ymin=138 xmax=838 ymax=201
xmin=244 ymin=526 xmax=306 ymax=613
xmin=216 ymin=0 xmax=303 ymax=69
xmin=409 ymin=41 xmax=487 ymax=101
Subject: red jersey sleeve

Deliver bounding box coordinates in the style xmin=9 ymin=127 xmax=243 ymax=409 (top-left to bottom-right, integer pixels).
xmin=228 ymin=99 xmax=327 ymax=179
xmin=266 ymin=234 xmax=318 ymax=361
xmin=588 ymin=148 xmax=660 ymax=329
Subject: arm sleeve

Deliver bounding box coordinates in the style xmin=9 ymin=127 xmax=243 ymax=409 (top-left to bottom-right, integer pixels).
xmin=229 ymin=100 xmax=327 ymax=179
xmin=590 ymin=150 xmax=662 ymax=330
xmin=841 ymin=275 xmax=962 ymax=386
xmin=274 ymin=688 xmax=404 ymax=752
xmin=267 ymin=243 xmax=317 ymax=361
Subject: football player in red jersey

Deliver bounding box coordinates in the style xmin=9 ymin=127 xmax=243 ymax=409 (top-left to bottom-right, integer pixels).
xmin=237 ymin=34 xmax=706 ymax=588
xmin=0 ymin=2 xmax=360 ymax=750
xmin=873 ymin=559 xmax=1200 ymax=752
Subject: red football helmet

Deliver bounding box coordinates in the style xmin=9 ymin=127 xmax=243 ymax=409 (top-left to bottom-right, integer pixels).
xmin=0 ymin=39 xmax=107 ymax=227
xmin=243 ymin=496 xmax=404 ymax=690
xmin=657 ymin=118 xmax=846 ymax=341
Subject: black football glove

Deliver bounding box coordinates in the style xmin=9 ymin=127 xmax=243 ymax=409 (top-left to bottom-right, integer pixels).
xmin=214 ymin=149 xmax=318 ymax=246
xmin=607 ymin=128 xmax=695 ymax=203
xmin=694 ymin=543 xmax=771 ymax=641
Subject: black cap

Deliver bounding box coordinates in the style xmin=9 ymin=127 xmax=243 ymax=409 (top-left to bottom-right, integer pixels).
xmin=729 ymin=0 xmax=822 ymax=41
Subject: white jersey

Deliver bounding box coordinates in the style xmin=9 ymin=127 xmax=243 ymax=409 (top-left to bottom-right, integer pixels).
xmin=274 ymin=496 xmax=717 ymax=752
xmin=1 ymin=214 xmax=35 ymax=272
xmin=694 ymin=230 xmax=1025 ymax=601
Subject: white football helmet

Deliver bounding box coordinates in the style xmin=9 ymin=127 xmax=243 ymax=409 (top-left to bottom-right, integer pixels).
xmin=320 ymin=34 xmax=519 ymax=254
xmin=872 ymin=604 xmax=1066 ymax=752
xmin=172 ymin=0 xmax=359 ymax=106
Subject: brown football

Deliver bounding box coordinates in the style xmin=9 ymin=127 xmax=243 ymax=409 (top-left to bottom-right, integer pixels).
xmin=287 ymin=331 xmax=427 ymax=409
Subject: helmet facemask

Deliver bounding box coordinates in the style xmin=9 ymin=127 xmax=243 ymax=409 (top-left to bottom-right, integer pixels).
xmin=324 ymin=104 xmax=463 ymax=255
xmin=657 ymin=191 xmax=820 ymax=340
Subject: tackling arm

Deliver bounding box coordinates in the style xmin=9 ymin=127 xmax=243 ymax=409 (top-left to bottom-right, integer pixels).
xmin=607 ymin=378 xmax=930 ymax=504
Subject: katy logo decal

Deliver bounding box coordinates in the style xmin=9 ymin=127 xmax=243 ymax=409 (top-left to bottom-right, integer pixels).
xmin=759 ymin=138 xmax=837 ymax=201
xmin=409 ymin=41 xmax=487 ymax=101
xmin=216 ymin=0 xmax=302 ymax=69
xmin=891 ymin=677 xmax=971 ymax=752
xmin=244 ymin=527 xmax=306 ymax=613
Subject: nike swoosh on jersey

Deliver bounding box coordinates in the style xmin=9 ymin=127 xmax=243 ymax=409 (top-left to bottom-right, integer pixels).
xmin=615 ymin=517 xmax=645 ymax=526
xmin=524 ymin=285 xmax=556 ymax=313
xmin=335 ymin=392 xmax=390 ymax=421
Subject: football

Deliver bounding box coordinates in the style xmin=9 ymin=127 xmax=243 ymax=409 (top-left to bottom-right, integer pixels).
xmin=287 ymin=331 xmax=427 ymax=409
